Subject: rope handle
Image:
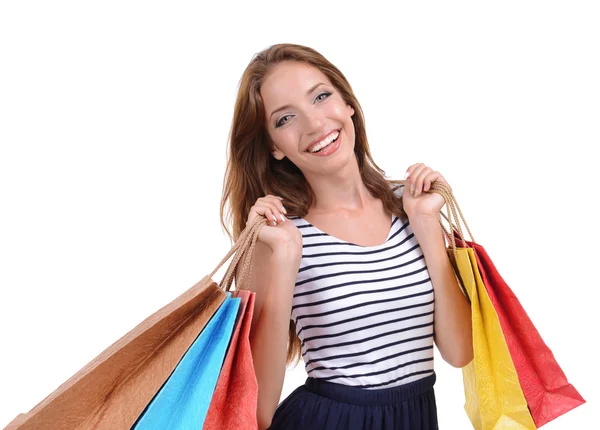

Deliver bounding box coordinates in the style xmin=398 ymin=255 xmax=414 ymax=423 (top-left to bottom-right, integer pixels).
xmin=399 ymin=179 xmax=476 ymax=250
xmin=206 ymin=215 xmax=267 ymax=292
xmin=417 ymin=180 xmax=474 ymax=301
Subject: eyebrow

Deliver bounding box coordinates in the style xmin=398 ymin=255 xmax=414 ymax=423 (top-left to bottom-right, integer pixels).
xmin=269 ymin=82 xmax=328 ymax=121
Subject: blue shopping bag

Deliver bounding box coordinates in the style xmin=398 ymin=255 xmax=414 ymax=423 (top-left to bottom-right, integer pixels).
xmin=133 ymin=293 xmax=241 ymax=430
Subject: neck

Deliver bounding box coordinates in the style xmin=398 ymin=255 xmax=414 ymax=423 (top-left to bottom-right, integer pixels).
xmin=304 ymin=156 xmax=373 ymax=215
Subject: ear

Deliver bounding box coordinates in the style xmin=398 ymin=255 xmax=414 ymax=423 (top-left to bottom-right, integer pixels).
xmin=347 ymin=104 xmax=355 ymax=117
xmin=272 ymin=147 xmax=286 ymax=161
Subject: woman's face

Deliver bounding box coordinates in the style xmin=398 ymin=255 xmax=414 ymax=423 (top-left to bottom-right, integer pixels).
xmin=260 ymin=61 xmax=356 ymax=176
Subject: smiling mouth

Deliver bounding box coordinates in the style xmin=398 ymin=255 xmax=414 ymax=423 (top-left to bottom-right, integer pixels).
xmin=306 ymin=130 xmax=341 ymax=153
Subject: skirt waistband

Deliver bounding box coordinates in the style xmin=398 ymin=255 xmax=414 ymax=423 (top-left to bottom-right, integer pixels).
xmin=304 ymin=371 xmax=436 ymax=406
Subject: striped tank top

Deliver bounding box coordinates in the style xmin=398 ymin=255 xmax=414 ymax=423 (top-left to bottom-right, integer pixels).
xmin=288 ymin=186 xmax=435 ymax=389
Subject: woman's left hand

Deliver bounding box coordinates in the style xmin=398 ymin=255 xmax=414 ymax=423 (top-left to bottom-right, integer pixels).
xmin=402 ymin=163 xmax=449 ymax=219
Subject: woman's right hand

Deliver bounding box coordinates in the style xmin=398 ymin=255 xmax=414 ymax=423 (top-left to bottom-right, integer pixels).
xmin=247 ymin=195 xmax=302 ymax=256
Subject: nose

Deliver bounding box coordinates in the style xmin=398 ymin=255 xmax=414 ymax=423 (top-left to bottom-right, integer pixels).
xmin=302 ymin=108 xmax=326 ymax=136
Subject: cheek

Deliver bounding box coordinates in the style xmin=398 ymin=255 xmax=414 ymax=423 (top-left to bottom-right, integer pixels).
xmin=273 ymin=128 xmax=300 ymax=153
xmin=328 ymin=103 xmax=346 ymax=117
xmin=327 ymin=101 xmax=353 ymax=123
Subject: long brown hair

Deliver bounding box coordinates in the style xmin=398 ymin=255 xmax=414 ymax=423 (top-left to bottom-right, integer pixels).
xmin=220 ymin=43 xmax=407 ymax=366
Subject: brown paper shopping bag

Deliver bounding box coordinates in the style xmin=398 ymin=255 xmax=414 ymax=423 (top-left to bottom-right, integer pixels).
xmin=5 ymin=216 xmax=267 ymax=430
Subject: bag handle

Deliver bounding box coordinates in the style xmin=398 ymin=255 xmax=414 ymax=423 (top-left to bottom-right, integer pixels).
xmin=420 ymin=180 xmax=475 ymax=301
xmin=206 ymin=215 xmax=267 ymax=292
xmin=412 ymin=180 xmax=476 ymax=251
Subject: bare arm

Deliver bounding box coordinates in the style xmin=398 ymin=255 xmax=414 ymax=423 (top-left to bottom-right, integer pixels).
xmin=410 ymin=215 xmax=473 ymax=368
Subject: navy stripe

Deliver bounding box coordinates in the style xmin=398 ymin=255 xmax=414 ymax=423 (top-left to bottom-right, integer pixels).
xmin=297 ymin=243 xmax=420 ymax=273
xmin=302 ymin=322 xmax=434 ymax=354
xmin=301 ymin=310 xmax=435 ymax=345
xmin=303 ymin=232 xmax=329 ymax=238
xmin=308 ymin=345 xmax=434 ymax=373
xmin=295 ymin=288 xmax=433 ymax=322
xmin=294 ymin=266 xmax=429 ymax=299
xmin=304 ymin=333 xmax=434 ymax=366
xmin=318 ymin=357 xmax=434 ymax=382
xmin=357 ymin=369 xmax=435 ymax=389
xmin=300 ymin=222 xmax=411 ymax=259
xmin=301 ymin=217 xmax=399 ymax=248
xmin=295 ymin=254 xmax=424 ymax=287
xmin=303 ymin=241 xmax=361 ymax=248
xmin=296 ymin=299 xmax=435 ymax=337
xmin=293 ymin=276 xmax=430 ymax=311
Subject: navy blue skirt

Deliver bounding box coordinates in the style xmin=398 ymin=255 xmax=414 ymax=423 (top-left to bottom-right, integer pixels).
xmin=268 ymin=372 xmax=438 ymax=430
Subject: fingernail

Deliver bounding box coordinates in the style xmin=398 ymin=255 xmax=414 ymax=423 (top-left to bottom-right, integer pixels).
xmin=272 ymin=215 xmax=277 ymax=223
xmin=281 ymin=206 xmax=287 ymax=214
xmin=280 ymin=214 xmax=286 ymax=222
xmin=404 ymin=171 xmax=410 ymax=179
xmin=410 ymin=185 xmax=414 ymax=195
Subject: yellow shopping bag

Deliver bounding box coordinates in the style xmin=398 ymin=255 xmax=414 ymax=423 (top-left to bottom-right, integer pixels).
xmin=427 ymin=181 xmax=537 ymax=429
xmin=449 ymin=248 xmax=536 ymax=430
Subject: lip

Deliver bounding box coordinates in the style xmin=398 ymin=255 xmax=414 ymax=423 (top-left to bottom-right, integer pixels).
xmin=305 ymin=129 xmax=341 ymax=153
xmin=308 ymin=129 xmax=342 ymax=157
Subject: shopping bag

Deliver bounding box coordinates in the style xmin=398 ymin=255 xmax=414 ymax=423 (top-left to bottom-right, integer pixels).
xmin=4 ymin=283 xmax=226 ymax=430
xmin=133 ymin=293 xmax=241 ymax=429
xmin=429 ymin=180 xmax=584 ymax=428
xmin=469 ymin=240 xmax=585 ymax=427
xmin=428 ymin=181 xmax=536 ymax=429
xmin=203 ymin=290 xmax=258 ymax=430
xmin=4 ymin=215 xmax=267 ymax=430
xmin=448 ymin=246 xmax=537 ymax=430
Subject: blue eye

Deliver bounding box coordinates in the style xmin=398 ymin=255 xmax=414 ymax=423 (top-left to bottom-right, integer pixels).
xmin=275 ymin=114 xmax=292 ymax=128
xmin=274 ymin=92 xmax=332 ymax=128
xmin=316 ymin=91 xmax=331 ymax=102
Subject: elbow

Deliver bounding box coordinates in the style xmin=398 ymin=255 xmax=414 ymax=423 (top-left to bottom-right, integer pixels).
xmin=257 ymin=413 xmax=272 ymax=430
xmin=444 ymin=345 xmax=474 ymax=368
xmin=447 ymin=354 xmax=472 ymax=368
xmin=257 ymin=406 xmax=275 ymax=430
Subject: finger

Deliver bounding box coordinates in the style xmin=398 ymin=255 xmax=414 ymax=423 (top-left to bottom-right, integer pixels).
xmin=260 ymin=196 xmax=287 ymax=213
xmin=414 ymin=167 xmax=433 ymax=197
xmin=422 ymin=171 xmax=440 ymax=193
xmin=436 ymin=173 xmax=450 ymax=190
xmin=407 ymin=163 xmax=426 ymax=196
xmin=264 ymin=195 xmax=288 ymax=215
xmin=404 ymin=163 xmax=422 ymax=180
xmin=252 ymin=202 xmax=286 ymax=224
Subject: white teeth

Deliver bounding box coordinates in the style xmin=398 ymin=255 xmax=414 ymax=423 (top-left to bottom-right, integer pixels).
xmin=308 ymin=131 xmax=340 ymax=153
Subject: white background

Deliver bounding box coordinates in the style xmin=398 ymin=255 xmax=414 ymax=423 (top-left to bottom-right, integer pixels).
xmin=1 ymin=1 xmax=597 ymax=428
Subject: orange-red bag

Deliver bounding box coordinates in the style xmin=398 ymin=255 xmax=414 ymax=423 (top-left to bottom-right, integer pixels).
xmin=203 ymin=290 xmax=258 ymax=429
xmin=470 ymin=239 xmax=585 ymax=427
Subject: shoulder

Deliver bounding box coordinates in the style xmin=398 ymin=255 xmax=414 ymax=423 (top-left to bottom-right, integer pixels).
xmin=286 ymin=216 xmax=308 ymax=231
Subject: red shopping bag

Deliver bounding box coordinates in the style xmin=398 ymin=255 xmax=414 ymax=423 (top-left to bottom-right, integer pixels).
xmin=464 ymin=237 xmax=585 ymax=427
xmin=203 ymin=289 xmax=258 ymax=429
xmin=429 ymin=180 xmax=585 ymax=428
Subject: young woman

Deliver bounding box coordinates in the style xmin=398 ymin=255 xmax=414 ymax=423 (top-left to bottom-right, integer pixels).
xmin=220 ymin=43 xmax=473 ymax=430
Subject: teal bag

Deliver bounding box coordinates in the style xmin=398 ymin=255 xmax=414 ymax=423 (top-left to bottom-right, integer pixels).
xmin=133 ymin=293 xmax=240 ymax=429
